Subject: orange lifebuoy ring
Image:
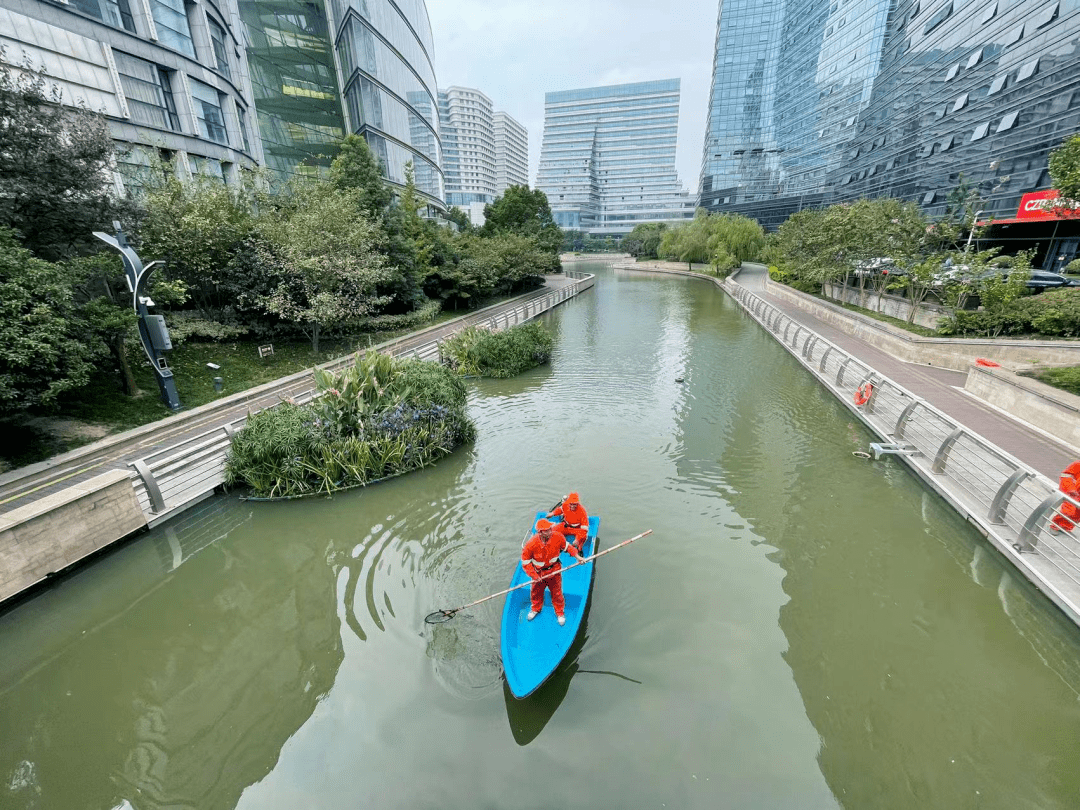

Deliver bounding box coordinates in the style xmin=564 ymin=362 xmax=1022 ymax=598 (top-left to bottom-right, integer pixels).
xmin=853 ymin=383 xmax=874 ymax=406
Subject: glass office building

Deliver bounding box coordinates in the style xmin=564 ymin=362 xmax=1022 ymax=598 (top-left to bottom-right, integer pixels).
xmin=2 ymin=0 xmax=258 ymax=194
xmin=332 ymin=0 xmax=443 ymax=204
xmin=700 ymin=0 xmax=1080 ymax=264
xmin=537 ymin=80 xmax=694 ymax=236
xmin=238 ymin=0 xmax=443 ymax=204
xmin=239 ymin=0 xmax=346 ymax=178
xmin=494 ymin=111 xmax=529 ymax=194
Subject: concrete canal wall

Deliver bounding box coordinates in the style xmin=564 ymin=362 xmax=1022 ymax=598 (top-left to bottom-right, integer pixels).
xmin=0 ymin=272 xmax=596 ymax=608
xmin=762 ymin=277 xmax=1080 ymax=371
xmin=0 ymin=470 xmax=146 ymax=602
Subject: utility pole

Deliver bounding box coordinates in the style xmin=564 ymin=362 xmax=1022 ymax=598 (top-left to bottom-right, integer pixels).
xmin=93 ymin=222 xmax=182 ymax=410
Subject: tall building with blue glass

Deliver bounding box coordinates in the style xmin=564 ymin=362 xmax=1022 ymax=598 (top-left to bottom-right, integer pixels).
xmin=536 ymin=80 xmax=694 ymax=237
xmin=241 ymin=0 xmax=444 ymax=205
xmin=699 ymin=0 xmax=1080 ymax=267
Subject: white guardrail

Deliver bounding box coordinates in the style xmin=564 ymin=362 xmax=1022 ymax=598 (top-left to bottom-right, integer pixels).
xmin=726 ymin=277 xmax=1080 ymax=625
xmin=128 ymin=272 xmax=595 ymax=526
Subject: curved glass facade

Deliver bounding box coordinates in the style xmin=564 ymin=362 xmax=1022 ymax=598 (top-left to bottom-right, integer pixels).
xmin=333 ymin=0 xmax=443 ymax=204
xmin=700 ymin=0 xmax=1080 ymax=249
xmin=836 ymin=0 xmax=1080 ymax=225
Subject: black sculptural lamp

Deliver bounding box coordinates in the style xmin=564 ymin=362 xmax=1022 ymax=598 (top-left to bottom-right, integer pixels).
xmin=93 ymin=221 xmax=182 ymax=410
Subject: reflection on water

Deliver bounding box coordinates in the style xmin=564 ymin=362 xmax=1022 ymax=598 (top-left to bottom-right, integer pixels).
xmin=2 ymin=263 xmax=1080 ymax=810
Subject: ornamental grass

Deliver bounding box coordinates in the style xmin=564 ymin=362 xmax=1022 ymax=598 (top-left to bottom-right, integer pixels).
xmin=224 ymin=350 xmax=474 ymax=498
xmin=439 ymin=322 xmax=554 ymax=378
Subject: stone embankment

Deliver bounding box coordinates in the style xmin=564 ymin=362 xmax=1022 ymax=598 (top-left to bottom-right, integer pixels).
xmin=0 ymin=272 xmax=594 ymax=607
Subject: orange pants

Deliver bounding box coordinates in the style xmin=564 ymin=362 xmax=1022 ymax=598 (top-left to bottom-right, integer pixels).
xmin=561 ymin=525 xmax=588 ymax=549
xmin=1052 ymin=501 xmax=1079 ymax=532
xmin=530 ymin=568 xmax=565 ymax=615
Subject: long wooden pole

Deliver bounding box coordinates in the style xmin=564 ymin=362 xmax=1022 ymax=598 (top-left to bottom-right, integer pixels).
xmin=430 ymin=530 xmax=653 ymax=621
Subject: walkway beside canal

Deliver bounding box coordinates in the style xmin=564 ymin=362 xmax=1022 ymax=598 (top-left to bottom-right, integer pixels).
xmin=0 ymin=275 xmax=579 ymax=517
xmin=734 ymin=264 xmax=1074 ymax=480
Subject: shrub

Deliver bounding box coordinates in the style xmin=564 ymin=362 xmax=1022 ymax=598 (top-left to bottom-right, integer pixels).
xmin=166 ymin=311 xmax=250 ymax=344
xmin=224 ymin=350 xmax=474 ymax=497
xmin=440 ymin=322 xmax=554 ymax=378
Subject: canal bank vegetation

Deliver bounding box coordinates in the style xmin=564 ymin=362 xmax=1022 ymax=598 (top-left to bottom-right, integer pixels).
xmin=764 ymin=140 xmax=1080 ymax=340
xmin=0 ymin=62 xmax=562 ymax=466
xmin=621 ymin=210 xmax=766 ymax=277
xmin=224 ymin=350 xmax=475 ymax=498
xmin=439 ymin=322 xmax=554 ymax=378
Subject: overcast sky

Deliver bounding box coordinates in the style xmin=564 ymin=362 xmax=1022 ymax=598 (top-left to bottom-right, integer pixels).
xmin=426 ymin=0 xmax=719 ymax=195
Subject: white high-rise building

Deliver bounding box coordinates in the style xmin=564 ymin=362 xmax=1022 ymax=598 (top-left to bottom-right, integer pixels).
xmin=439 ymin=86 xmax=529 ymax=224
xmin=536 ymin=79 xmax=694 ymax=237
xmin=493 ymin=111 xmax=528 ymax=194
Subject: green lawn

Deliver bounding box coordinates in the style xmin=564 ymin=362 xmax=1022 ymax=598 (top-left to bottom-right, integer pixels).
xmin=1024 ymin=366 xmax=1080 ymax=397
xmin=0 ymin=295 xmax=530 ymax=470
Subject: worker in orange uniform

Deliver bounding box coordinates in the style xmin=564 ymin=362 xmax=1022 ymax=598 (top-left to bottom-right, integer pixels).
xmin=522 ymin=519 xmax=581 ymax=626
xmin=548 ymin=492 xmax=589 ymax=551
xmin=1051 ymin=462 xmax=1080 ymax=533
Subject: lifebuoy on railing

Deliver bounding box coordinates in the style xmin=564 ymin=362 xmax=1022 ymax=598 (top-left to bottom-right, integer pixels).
xmin=854 ymin=383 xmax=874 ymax=406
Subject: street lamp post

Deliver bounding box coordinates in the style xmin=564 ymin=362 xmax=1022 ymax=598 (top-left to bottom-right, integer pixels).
xmin=93 ymin=222 xmax=182 ymax=410
xmin=964 ymin=210 xmax=984 ymax=254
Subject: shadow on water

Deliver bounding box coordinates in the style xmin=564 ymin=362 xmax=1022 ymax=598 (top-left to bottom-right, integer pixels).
xmin=502 ymin=615 xmax=589 ymax=746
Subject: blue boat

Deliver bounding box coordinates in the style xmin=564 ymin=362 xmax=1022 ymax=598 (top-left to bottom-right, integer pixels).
xmin=501 ymin=511 xmax=601 ymax=699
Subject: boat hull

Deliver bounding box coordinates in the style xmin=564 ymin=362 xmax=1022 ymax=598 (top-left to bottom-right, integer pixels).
xmin=501 ymin=512 xmax=601 ymax=699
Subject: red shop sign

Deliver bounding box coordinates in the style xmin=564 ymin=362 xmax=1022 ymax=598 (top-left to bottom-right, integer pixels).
xmin=1016 ymin=189 xmax=1080 ymax=221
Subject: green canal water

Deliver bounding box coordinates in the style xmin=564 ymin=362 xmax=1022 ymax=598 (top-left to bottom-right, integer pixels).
xmin=3 ymin=262 xmax=1080 ymax=810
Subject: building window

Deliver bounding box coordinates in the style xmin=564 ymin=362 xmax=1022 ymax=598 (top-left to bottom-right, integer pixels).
xmin=923 ymin=1 xmax=953 ymax=34
xmin=236 ymin=104 xmax=251 ymax=153
xmin=996 ymin=111 xmax=1019 ymax=132
xmin=945 ymin=63 xmax=959 ymax=81
xmin=190 ymin=78 xmax=228 ymax=144
xmin=1016 ymin=58 xmax=1040 ymax=82
xmin=971 ymin=122 xmax=990 ymax=141
xmin=114 ymin=52 xmax=180 ymax=131
xmin=966 ymin=49 xmax=983 ymax=69
xmin=952 ymin=93 xmax=969 ymax=112
xmin=989 ymin=75 xmax=1007 ymax=95
xmin=208 ymin=17 xmax=231 ymax=79
xmin=980 ymin=1 xmax=997 ymax=23
xmin=151 ymin=0 xmax=195 ymax=57
xmin=70 ymin=0 xmax=135 ymax=31
xmin=1003 ymin=25 xmax=1023 ymax=47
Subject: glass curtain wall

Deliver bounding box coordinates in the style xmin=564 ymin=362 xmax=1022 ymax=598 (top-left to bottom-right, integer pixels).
xmin=836 ymin=0 xmax=1080 ymax=222
xmin=239 ymin=0 xmax=346 ymax=178
xmin=537 ymin=80 xmax=694 ymax=236
xmin=334 ymin=0 xmax=444 ymax=204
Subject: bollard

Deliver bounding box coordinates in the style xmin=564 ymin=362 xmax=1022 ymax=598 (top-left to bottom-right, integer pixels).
xmin=213 ymin=376 xmax=224 ymax=393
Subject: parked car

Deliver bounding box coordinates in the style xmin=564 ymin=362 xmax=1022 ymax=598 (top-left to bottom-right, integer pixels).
xmin=976 ymin=268 xmax=1080 ymax=290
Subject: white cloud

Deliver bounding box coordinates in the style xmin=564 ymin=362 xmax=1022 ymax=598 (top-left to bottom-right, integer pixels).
xmin=426 ymin=0 xmax=718 ymax=195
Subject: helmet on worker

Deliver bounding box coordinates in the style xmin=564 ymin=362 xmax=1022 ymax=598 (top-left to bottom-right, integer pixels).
xmin=566 ymin=492 xmax=580 ymax=506
xmin=536 ymin=519 xmax=553 ymax=533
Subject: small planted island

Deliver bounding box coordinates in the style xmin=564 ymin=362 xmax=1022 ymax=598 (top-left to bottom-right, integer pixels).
xmin=439 ymin=322 xmax=554 ymax=378
xmin=224 ymin=350 xmax=475 ymax=499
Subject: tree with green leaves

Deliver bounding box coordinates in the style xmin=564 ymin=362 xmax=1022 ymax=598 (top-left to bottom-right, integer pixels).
xmin=249 ymin=183 xmax=394 ymax=352
xmin=138 ymin=170 xmax=255 ymax=316
xmin=1049 ymin=134 xmax=1080 ymax=205
xmin=0 ymin=229 xmax=103 ymax=411
xmin=622 ymin=223 xmax=668 ymax=259
xmin=0 ymin=61 xmax=133 ymax=261
xmin=330 ymin=133 xmax=393 ymax=218
xmin=482 ymin=186 xmax=562 ymax=271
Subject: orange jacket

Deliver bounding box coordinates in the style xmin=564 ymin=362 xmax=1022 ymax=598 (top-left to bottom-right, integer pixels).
xmin=521 ymin=529 xmax=579 ymax=581
xmin=551 ymin=501 xmax=589 ymax=530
